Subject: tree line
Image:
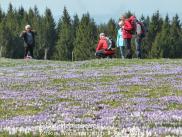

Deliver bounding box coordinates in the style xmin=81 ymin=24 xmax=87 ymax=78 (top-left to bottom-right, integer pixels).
xmin=0 ymin=4 xmax=182 ymax=60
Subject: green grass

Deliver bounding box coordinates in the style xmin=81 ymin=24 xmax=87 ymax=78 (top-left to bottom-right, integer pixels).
xmin=0 ymin=97 xmax=73 ymax=120
xmin=79 ymin=58 xmax=182 ymax=69
xmin=52 ymin=78 xmax=93 ymax=91
xmin=1 ymin=58 xmax=182 ymax=68
xmin=0 ymin=99 xmax=43 ymax=119
xmin=0 ymin=131 xmax=67 ymax=137
xmin=97 ymin=100 xmax=121 ymax=108
xmin=52 ymin=78 xmax=81 ymax=85
xmin=0 ymin=131 xmax=115 ymax=137
xmin=118 ymin=84 xmax=181 ymax=98
xmin=146 ymin=86 xmax=181 ymax=98
xmin=167 ymin=103 xmax=182 ymax=110
xmin=161 ymin=121 xmax=182 ymax=128
xmin=9 ymin=83 xmax=35 ymax=90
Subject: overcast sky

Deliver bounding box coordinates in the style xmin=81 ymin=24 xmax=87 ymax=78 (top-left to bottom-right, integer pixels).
xmin=0 ymin=0 xmax=182 ymax=23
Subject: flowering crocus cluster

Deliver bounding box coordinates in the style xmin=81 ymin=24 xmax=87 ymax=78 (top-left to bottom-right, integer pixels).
xmin=0 ymin=58 xmax=182 ymax=136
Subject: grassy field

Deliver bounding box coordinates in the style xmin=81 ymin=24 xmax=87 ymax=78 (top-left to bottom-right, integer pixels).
xmin=0 ymin=58 xmax=182 ymax=137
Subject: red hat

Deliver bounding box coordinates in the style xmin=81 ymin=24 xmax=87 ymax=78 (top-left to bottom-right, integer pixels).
xmin=130 ymin=16 xmax=136 ymax=21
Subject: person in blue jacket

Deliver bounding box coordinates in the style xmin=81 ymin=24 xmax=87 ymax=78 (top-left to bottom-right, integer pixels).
xmin=117 ymin=20 xmax=125 ymax=59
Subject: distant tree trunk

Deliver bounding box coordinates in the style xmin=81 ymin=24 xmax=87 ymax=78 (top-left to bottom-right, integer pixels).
xmin=44 ymin=48 xmax=48 ymax=60
xmin=72 ymin=51 xmax=74 ymax=61
xmin=0 ymin=47 xmax=2 ymax=57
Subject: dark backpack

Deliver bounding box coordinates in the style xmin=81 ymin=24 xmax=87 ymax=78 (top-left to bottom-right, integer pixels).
xmin=107 ymin=37 xmax=116 ymax=49
xmin=137 ymin=21 xmax=146 ymax=38
xmin=130 ymin=21 xmax=136 ymax=35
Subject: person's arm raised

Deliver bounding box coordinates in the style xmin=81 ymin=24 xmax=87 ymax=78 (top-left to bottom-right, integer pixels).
xmin=19 ymin=31 xmax=26 ymax=38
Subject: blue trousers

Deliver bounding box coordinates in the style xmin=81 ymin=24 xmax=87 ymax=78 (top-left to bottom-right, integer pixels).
xmin=119 ymin=46 xmax=125 ymax=58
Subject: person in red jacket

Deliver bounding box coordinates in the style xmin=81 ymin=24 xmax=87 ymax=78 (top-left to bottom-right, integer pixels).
xmin=95 ymin=33 xmax=115 ymax=58
xmin=121 ymin=15 xmax=136 ymax=59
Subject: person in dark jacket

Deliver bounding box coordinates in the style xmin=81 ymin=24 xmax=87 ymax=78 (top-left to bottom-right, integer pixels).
xmin=20 ymin=25 xmax=36 ymax=59
xmin=135 ymin=20 xmax=145 ymax=58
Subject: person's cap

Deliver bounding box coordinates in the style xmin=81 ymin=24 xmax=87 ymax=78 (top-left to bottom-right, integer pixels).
xmin=99 ymin=33 xmax=105 ymax=37
xmin=130 ymin=15 xmax=136 ymax=21
xmin=25 ymin=25 xmax=31 ymax=30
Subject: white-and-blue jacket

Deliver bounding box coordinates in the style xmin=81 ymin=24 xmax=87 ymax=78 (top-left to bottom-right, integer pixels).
xmin=116 ymin=29 xmax=124 ymax=47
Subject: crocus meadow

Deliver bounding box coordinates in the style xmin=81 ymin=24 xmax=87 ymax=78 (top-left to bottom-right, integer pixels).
xmin=0 ymin=58 xmax=181 ymax=136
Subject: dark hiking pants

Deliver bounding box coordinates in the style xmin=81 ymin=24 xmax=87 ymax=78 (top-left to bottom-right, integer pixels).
xmin=24 ymin=45 xmax=33 ymax=58
xmin=135 ymin=37 xmax=142 ymax=58
xmin=124 ymin=38 xmax=132 ymax=59
xmin=95 ymin=50 xmax=105 ymax=58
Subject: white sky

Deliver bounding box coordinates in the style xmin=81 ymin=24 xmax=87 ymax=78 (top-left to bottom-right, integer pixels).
xmin=0 ymin=0 xmax=182 ymax=23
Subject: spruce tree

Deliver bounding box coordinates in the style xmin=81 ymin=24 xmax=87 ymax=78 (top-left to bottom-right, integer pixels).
xmin=0 ymin=20 xmax=11 ymax=57
xmin=97 ymin=23 xmax=107 ymax=35
xmin=73 ymin=13 xmax=97 ymax=60
xmin=13 ymin=8 xmax=26 ymax=58
xmin=17 ymin=6 xmax=25 ymax=25
xmin=145 ymin=11 xmax=163 ymax=57
xmin=139 ymin=16 xmax=150 ymax=58
xmin=169 ymin=14 xmax=182 ymax=58
xmin=5 ymin=3 xmax=16 ymax=58
xmin=0 ymin=7 xmax=6 ymax=57
xmin=43 ymin=8 xmax=56 ymax=59
xmin=107 ymin=19 xmax=117 ymax=38
xmin=162 ymin=15 xmax=171 ymax=58
xmin=31 ymin=6 xmax=44 ymax=59
xmin=54 ymin=7 xmax=73 ymax=60
xmin=72 ymin=14 xmax=79 ymax=38
xmin=0 ymin=7 xmax=4 ymax=23
xmin=151 ymin=15 xmax=171 ymax=58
